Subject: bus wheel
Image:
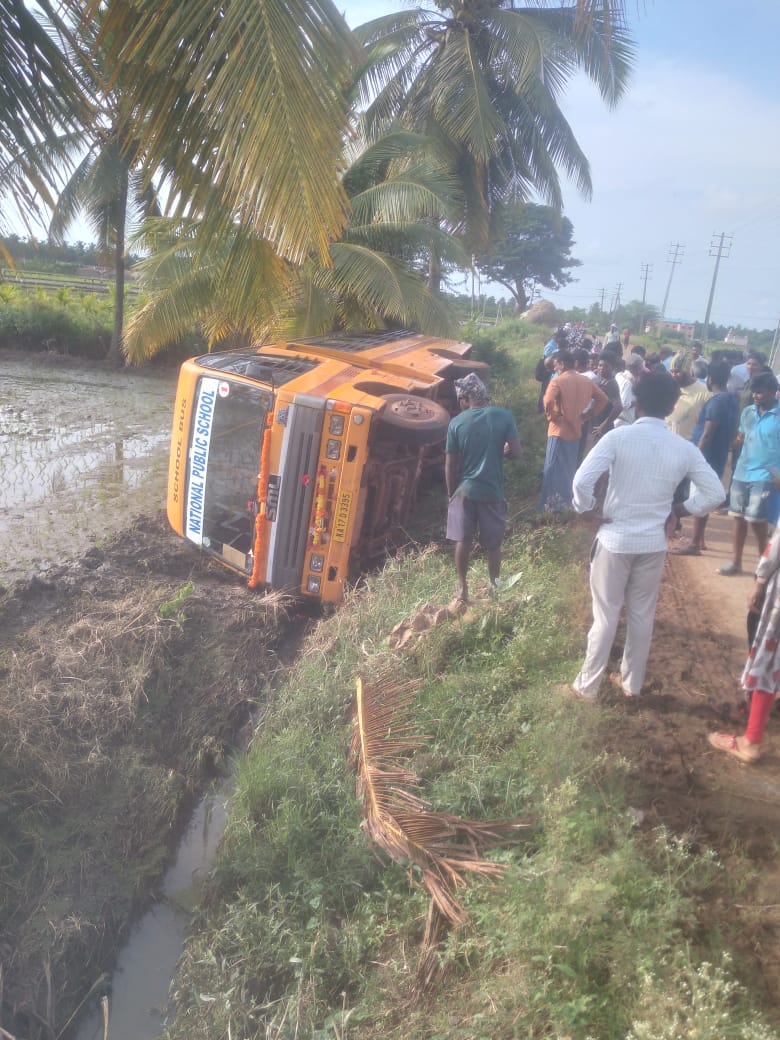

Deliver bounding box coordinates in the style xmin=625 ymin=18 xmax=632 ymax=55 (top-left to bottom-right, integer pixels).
xmin=376 ymin=394 xmax=450 ymax=446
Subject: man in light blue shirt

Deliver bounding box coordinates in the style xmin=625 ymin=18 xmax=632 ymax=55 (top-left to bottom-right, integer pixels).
xmin=719 ymin=370 xmax=780 ymax=576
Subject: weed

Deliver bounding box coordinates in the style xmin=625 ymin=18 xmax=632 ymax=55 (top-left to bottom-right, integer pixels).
xmin=626 ymin=950 xmax=777 ymax=1040
xmin=159 ymin=579 xmax=195 ymax=620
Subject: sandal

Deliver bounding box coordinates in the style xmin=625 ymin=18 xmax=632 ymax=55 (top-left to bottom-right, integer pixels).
xmin=717 ymin=562 xmax=741 ymax=576
xmin=707 ymin=731 xmax=760 ymax=763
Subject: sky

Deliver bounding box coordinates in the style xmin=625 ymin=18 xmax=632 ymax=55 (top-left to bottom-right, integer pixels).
xmin=340 ymin=1 xmax=780 ymax=333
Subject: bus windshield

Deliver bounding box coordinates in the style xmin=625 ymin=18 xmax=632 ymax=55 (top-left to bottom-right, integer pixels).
xmin=184 ymin=376 xmax=272 ymax=572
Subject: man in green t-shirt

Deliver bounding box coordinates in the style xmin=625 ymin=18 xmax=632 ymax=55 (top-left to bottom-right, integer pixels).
xmin=445 ymin=373 xmax=521 ymax=604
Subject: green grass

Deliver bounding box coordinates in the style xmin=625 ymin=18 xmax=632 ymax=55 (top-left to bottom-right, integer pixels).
xmin=161 ymin=327 xmax=779 ymax=1040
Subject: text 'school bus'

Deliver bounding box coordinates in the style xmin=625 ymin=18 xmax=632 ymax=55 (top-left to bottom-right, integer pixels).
xmin=166 ymin=331 xmax=488 ymax=604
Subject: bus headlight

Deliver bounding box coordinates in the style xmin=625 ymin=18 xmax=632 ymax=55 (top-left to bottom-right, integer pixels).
xmin=310 ymin=553 xmax=325 ymax=573
xmin=306 ymin=575 xmax=322 ymax=594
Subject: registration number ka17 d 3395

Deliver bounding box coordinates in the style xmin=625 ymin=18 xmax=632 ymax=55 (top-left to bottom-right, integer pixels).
xmin=332 ymin=491 xmax=353 ymax=542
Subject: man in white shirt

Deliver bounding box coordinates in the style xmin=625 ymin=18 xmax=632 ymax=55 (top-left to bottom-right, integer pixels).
xmin=605 ymin=323 xmax=620 ymax=345
xmin=568 ymin=371 xmax=726 ymax=700
xmin=613 ymin=353 xmax=644 ymax=426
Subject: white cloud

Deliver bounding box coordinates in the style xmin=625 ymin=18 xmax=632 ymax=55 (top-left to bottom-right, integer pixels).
xmin=550 ymin=55 xmax=780 ymax=328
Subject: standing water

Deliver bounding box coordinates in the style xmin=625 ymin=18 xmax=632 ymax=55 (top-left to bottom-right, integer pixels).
xmin=0 ymin=352 xmax=176 ymax=584
xmin=75 ymin=785 xmax=231 ymax=1040
xmin=0 ymin=351 xmax=233 ymax=1038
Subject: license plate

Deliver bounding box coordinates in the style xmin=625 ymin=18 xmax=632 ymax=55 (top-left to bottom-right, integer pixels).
xmin=333 ymin=491 xmax=352 ymax=542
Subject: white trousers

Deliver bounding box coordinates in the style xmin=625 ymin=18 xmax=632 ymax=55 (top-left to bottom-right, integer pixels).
xmin=574 ymin=541 xmax=666 ymax=698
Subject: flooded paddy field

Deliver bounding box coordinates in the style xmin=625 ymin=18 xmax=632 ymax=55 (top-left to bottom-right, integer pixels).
xmin=0 ymin=351 xmax=176 ymax=585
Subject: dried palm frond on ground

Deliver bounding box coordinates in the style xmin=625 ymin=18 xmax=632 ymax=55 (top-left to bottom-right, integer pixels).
xmin=351 ymin=669 xmax=530 ymax=958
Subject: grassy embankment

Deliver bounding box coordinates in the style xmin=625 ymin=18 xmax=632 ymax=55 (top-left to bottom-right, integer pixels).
xmin=162 ymin=322 xmax=777 ymax=1040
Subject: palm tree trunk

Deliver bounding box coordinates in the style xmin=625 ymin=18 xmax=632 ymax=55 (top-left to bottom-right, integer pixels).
xmin=107 ymin=165 xmax=128 ymax=366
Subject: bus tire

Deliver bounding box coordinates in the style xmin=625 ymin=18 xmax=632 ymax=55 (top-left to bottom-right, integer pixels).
xmin=375 ymin=394 xmax=450 ymax=446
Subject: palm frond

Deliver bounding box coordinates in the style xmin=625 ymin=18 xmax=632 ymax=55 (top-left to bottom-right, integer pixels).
xmin=93 ymin=0 xmax=358 ymax=265
xmin=351 ymin=671 xmax=529 ymax=928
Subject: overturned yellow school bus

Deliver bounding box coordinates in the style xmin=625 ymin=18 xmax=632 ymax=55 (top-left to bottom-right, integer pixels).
xmin=166 ymin=331 xmax=487 ymax=604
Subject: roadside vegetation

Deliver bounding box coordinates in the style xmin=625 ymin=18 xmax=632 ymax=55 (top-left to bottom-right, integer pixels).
xmin=158 ymin=325 xmax=779 ymax=1040
xmin=0 ymin=281 xmax=113 ymax=356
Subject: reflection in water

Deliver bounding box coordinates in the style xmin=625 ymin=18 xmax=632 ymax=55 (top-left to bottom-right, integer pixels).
xmin=0 ymin=355 xmax=177 ymax=583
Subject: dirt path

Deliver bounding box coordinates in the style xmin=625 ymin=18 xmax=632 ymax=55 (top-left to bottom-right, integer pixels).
xmin=607 ymin=508 xmax=780 ymax=1007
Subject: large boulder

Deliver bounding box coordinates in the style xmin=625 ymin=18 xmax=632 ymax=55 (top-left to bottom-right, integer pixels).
xmin=521 ymin=299 xmax=558 ymax=326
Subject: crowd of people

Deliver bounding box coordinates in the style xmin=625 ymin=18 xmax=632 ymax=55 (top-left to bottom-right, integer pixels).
xmin=444 ymin=330 xmax=780 ymax=767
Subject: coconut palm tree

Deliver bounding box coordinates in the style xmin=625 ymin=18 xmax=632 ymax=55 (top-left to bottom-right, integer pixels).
xmin=87 ymin=0 xmax=360 ymax=267
xmin=47 ymin=131 xmax=162 ymax=364
xmin=2 ymin=8 xmax=163 ymax=363
xmin=121 ymin=128 xmax=464 ymax=363
xmin=354 ymin=0 xmax=634 ymax=257
xmin=0 ymin=0 xmax=89 ymax=242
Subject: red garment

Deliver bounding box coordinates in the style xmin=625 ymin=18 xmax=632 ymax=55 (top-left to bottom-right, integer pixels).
xmin=745 ymin=689 xmax=776 ymax=745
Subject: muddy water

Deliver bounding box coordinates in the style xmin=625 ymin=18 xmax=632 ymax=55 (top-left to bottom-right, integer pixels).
xmin=75 ymin=786 xmax=231 ymax=1040
xmin=2 ymin=352 xmax=237 ymax=1039
xmin=0 ymin=352 xmax=176 ymax=585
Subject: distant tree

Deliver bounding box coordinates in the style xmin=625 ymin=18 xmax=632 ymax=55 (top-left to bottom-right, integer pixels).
xmin=474 ymin=204 xmax=580 ymax=314
xmin=608 ymin=299 xmax=659 ymax=335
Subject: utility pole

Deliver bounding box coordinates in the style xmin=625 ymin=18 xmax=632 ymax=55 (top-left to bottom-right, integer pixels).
xmin=639 ymin=262 xmax=652 ymax=333
xmin=769 ymin=315 xmax=780 ymax=370
xmin=701 ymin=232 xmax=732 ymax=346
xmin=599 ymin=287 xmax=606 ymax=313
xmin=661 ymin=243 xmax=684 ymax=318
xmin=611 ymin=282 xmax=622 ymax=317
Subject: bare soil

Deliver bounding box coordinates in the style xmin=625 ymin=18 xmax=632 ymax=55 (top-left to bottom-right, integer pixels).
xmin=0 ymin=515 xmax=311 ymax=1040
xmin=2 ymin=507 xmax=780 ymax=1038
xmin=608 ymin=509 xmax=780 ymax=1011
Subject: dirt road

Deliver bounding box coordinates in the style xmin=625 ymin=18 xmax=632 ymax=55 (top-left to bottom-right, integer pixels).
xmin=608 ymin=508 xmax=780 ymax=1006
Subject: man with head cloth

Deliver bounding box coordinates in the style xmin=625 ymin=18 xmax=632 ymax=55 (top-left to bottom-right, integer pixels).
xmin=445 ymin=373 xmax=521 ymax=604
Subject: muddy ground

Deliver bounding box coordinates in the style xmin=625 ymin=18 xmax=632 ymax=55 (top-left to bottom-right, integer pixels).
xmin=2 ymin=508 xmax=780 ymax=1037
xmin=608 ymin=509 xmax=780 ymax=1011
xmin=0 ymin=515 xmax=311 ymax=1040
